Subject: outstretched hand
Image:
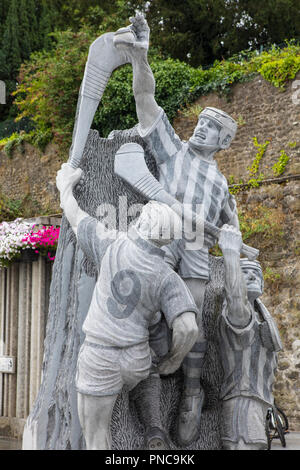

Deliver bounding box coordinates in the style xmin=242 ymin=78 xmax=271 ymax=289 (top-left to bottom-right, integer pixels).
xmin=218 ymin=224 xmax=243 ymax=254
xmin=129 ymin=13 xmax=150 ymax=44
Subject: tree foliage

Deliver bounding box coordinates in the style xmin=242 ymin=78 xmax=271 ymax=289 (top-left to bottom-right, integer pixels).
xmin=0 ymin=0 xmax=58 ymax=123
xmin=131 ymin=0 xmax=300 ymax=66
xmin=12 ymin=31 xmax=300 ymax=155
xmin=13 ymin=29 xmax=197 ymax=150
xmin=1 ymin=0 xmax=300 ymax=142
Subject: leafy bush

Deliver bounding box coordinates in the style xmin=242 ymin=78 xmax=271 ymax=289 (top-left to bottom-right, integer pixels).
xmin=190 ymin=60 xmax=254 ymax=98
xmin=0 ymin=117 xmax=34 ymax=139
xmin=14 ymin=30 xmax=197 ymax=149
xmin=253 ymin=42 xmax=300 ymax=89
xmin=94 ymin=57 xmax=196 ymax=136
xmin=11 ymin=35 xmax=300 ymax=153
xmin=0 ymin=131 xmax=31 ymax=157
xmin=272 ymin=150 xmax=290 ymax=176
xmin=259 ymin=56 xmax=300 ymax=89
xmin=14 ymin=29 xmax=94 ymax=152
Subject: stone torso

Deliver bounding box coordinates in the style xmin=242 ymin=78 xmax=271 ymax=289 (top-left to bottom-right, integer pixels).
xmin=141 ymin=109 xmax=235 ymax=228
xmin=218 ymin=303 xmax=278 ymax=406
xmin=77 ymin=217 xmax=199 ymax=348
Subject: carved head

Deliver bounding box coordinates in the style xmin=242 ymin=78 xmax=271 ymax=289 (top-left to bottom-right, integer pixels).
xmin=134 ymin=201 xmax=182 ymax=246
xmin=189 ymin=107 xmax=237 ymax=152
xmin=240 ymin=258 xmax=264 ymax=300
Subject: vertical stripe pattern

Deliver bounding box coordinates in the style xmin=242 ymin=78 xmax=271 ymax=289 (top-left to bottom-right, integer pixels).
xmin=218 ymin=306 xmax=277 ymax=405
xmin=144 ymin=111 xmax=235 ymax=228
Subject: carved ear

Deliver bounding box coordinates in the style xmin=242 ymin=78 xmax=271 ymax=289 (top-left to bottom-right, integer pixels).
xmin=221 ymin=134 xmax=232 ymax=149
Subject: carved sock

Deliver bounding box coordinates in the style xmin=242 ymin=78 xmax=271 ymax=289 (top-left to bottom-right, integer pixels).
xmin=182 ymin=341 xmax=207 ymax=395
xmin=131 ymin=373 xmax=163 ymax=430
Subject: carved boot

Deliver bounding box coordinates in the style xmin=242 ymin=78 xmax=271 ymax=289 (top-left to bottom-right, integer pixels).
xmin=177 ymin=386 xmax=205 ymax=446
xmin=145 ymin=426 xmax=170 ymax=451
xmin=131 ymin=373 xmax=170 ymax=450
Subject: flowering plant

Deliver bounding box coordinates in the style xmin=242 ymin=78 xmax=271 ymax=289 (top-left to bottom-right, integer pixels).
xmin=0 ymin=219 xmax=60 ymax=267
xmin=0 ymin=219 xmax=36 ymax=267
xmin=22 ymin=226 xmax=60 ymax=261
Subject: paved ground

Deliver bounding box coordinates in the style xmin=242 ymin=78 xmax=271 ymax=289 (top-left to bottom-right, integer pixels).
xmin=0 ymin=433 xmax=299 ymax=451
xmin=269 ymin=432 xmax=300 ymax=450
xmin=0 ymin=438 xmax=22 ymax=450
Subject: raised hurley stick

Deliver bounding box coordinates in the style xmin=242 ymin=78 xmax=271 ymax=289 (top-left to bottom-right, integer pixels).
xmin=114 ymin=143 xmax=259 ymax=261
xmin=68 ymin=33 xmax=130 ymax=169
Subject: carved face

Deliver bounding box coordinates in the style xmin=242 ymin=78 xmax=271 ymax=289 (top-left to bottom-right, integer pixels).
xmin=243 ymin=268 xmax=263 ymax=299
xmin=189 ymin=116 xmax=220 ymax=149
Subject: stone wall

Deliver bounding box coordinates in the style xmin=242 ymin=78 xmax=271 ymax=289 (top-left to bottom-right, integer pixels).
xmin=174 ymin=72 xmax=300 ymax=182
xmin=235 ymin=181 xmax=300 ymax=431
xmin=0 ymin=142 xmax=61 ymax=217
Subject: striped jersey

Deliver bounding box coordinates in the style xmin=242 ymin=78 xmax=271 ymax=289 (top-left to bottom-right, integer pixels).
xmin=138 ymin=108 xmax=237 ymax=237
xmin=217 ymin=303 xmax=278 ymax=406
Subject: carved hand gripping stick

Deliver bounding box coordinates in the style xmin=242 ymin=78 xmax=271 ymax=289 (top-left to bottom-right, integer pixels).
xmin=115 ymin=143 xmax=259 ymax=261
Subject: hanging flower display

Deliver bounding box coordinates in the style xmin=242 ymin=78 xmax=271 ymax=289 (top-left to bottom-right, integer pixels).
xmin=0 ymin=218 xmax=60 ymax=267
xmin=22 ymin=226 xmax=60 ymax=261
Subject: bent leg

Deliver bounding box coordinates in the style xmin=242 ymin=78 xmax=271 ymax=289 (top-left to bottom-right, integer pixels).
xmin=182 ymin=278 xmax=207 ymax=395
xmin=221 ymin=397 xmax=269 ymax=451
xmin=77 ymin=392 xmax=118 ymax=450
xmin=178 ymin=278 xmax=207 ymax=446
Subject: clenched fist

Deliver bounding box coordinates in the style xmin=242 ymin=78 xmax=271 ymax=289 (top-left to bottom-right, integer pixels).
xmin=218 ymin=224 xmax=243 ymax=254
xmin=158 ymin=311 xmax=198 ymax=376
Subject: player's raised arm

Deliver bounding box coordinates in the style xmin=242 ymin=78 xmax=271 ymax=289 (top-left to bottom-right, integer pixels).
xmin=114 ymin=14 xmax=161 ymax=134
xmin=218 ymin=225 xmax=252 ymax=327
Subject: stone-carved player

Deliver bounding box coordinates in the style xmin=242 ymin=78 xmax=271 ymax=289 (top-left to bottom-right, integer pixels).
xmin=56 ymin=163 xmax=199 ymax=450
xmin=113 ymin=13 xmax=240 ymax=446
xmin=218 ymin=225 xmax=282 ymax=450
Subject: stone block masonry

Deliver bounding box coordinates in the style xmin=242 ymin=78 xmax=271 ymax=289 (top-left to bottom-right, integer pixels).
xmin=174 ymin=72 xmax=300 ymax=183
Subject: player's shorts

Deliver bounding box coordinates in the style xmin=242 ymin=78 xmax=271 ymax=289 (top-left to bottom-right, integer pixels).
xmin=221 ymin=396 xmax=269 ymax=450
xmin=162 ymin=239 xmax=210 ymax=280
xmin=76 ymin=339 xmax=152 ymax=396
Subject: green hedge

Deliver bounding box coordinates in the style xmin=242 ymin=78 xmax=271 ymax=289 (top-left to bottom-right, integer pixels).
xmin=93 ymin=57 xmax=196 ymax=137
xmin=10 ymin=34 xmax=300 ymax=155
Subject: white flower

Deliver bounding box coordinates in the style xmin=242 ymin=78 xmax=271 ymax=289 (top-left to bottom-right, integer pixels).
xmin=0 ymin=218 xmax=36 ymax=266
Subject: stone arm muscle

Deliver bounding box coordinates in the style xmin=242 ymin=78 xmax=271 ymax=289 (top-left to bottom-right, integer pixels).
xmin=131 ymin=54 xmax=161 ymax=133
xmin=218 ymin=226 xmax=251 ymax=327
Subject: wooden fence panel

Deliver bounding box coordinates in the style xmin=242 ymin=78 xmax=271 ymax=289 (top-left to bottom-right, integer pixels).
xmin=0 ymin=257 xmax=53 ymax=437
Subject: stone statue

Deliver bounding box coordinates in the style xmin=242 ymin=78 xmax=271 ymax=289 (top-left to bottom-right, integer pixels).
xmin=22 ymin=12 xmax=281 ymax=451
xmin=56 ymin=163 xmax=199 ymax=449
xmin=218 ymin=225 xmax=282 ymax=450
xmin=111 ymin=14 xmax=242 ymax=447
